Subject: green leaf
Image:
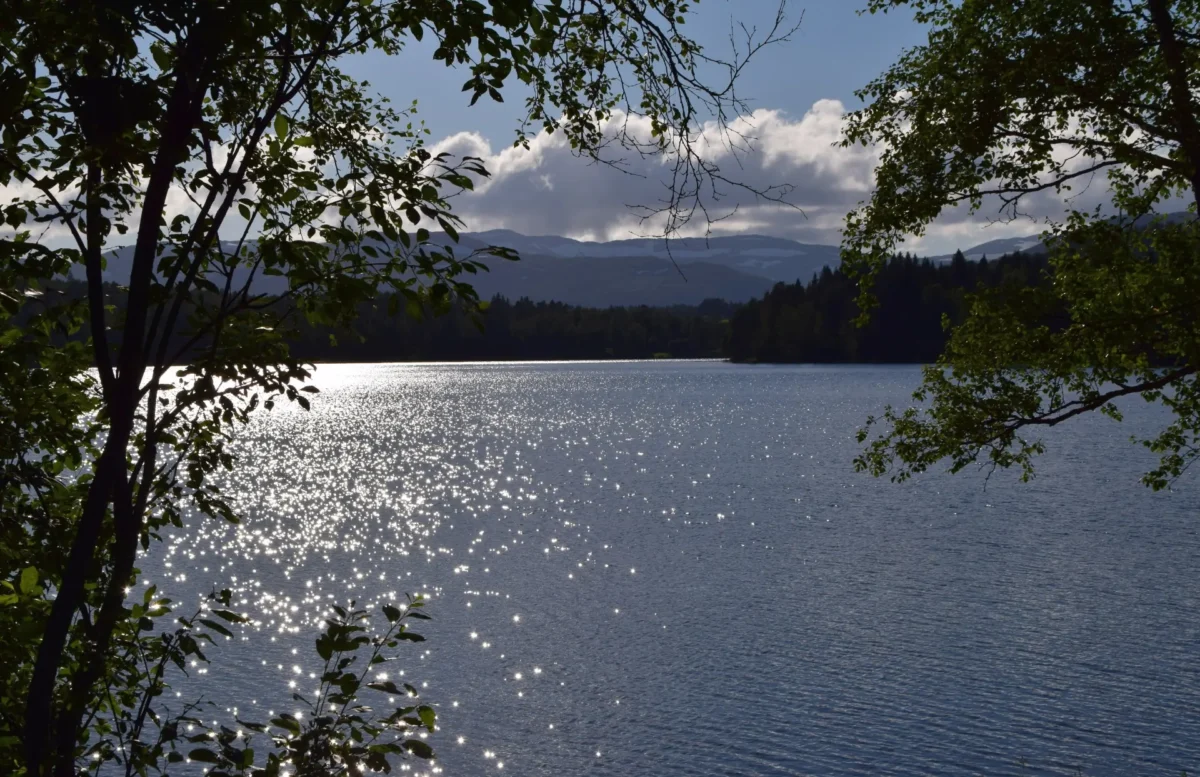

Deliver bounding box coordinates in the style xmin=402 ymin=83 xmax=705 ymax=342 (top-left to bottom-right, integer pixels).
xmin=150 ymin=44 xmax=171 ymax=71
xmin=19 ymin=567 xmax=37 ymax=595
xmin=417 ymin=705 xmax=436 ymax=732
xmin=274 ymin=113 xmax=289 ymax=138
xmin=271 ymin=716 xmax=301 ymax=735
xmin=403 ymin=739 xmax=434 ymax=759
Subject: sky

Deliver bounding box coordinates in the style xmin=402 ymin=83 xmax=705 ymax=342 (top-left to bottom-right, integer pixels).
xmin=333 ymin=0 xmax=1058 ymax=254
xmin=345 ymin=0 xmax=927 ymax=146
xmin=12 ymin=1 xmax=1128 ymax=255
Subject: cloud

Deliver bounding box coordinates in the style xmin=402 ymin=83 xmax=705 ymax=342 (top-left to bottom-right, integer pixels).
xmin=8 ymin=98 xmax=1186 ymax=257
xmin=428 ymin=100 xmax=882 ymax=245
xmin=425 ymin=99 xmax=1188 ymax=255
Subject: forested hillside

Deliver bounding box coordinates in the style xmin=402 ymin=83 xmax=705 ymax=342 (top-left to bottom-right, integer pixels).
xmin=48 ymin=253 xmax=1053 ymax=365
xmin=726 ymin=251 xmax=1048 ymax=363
xmin=43 ymin=282 xmax=734 ymax=362
xmin=292 ymin=296 xmax=735 ymax=361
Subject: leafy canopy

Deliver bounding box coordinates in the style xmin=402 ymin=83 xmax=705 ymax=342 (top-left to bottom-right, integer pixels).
xmin=844 ymin=0 xmax=1200 ymax=489
xmin=0 ymin=1 xmax=791 ymax=775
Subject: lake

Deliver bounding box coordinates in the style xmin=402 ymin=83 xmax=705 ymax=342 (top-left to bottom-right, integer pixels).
xmin=147 ymin=361 xmax=1199 ymax=776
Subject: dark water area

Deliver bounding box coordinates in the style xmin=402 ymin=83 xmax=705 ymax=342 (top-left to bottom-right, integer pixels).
xmin=145 ymin=362 xmax=1199 ymax=776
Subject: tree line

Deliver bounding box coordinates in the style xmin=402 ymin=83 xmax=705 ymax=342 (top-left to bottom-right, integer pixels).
xmin=726 ymin=251 xmax=1048 ymax=363
xmin=305 ymin=251 xmax=1047 ymax=365
xmin=291 ymin=295 xmax=738 ymax=361
xmin=48 ymin=254 xmax=1053 ymax=366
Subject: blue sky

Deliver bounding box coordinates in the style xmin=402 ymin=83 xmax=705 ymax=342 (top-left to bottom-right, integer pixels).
xmin=12 ymin=2 xmax=1123 ymax=255
xmin=335 ymin=1 xmax=1031 ymax=251
xmin=328 ymin=3 xmax=1187 ymax=252
xmin=345 ymin=1 xmax=928 ymax=146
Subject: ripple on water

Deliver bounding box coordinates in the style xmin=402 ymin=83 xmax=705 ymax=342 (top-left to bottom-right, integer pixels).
xmin=141 ymin=362 xmax=1200 ymax=777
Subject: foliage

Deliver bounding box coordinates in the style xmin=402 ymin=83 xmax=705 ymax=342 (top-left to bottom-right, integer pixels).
xmin=28 ymin=587 xmax=438 ymax=777
xmin=48 ymin=282 xmax=738 ymax=362
xmin=155 ymin=597 xmax=439 ymax=777
xmin=0 ymin=0 xmax=790 ymax=774
xmin=726 ymin=251 xmax=1047 ymax=364
xmin=283 ymin=294 xmax=735 ymax=362
xmin=842 ymin=0 xmax=1200 ymax=488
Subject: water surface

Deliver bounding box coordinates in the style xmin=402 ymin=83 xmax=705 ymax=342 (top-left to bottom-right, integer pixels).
xmin=149 ymin=362 xmax=1199 ymax=776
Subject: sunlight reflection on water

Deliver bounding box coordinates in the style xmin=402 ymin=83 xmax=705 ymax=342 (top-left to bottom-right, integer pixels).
xmin=143 ymin=362 xmax=1199 ymax=777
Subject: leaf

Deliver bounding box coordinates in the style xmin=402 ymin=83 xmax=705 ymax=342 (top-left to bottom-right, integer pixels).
xmin=211 ymin=606 xmax=246 ymax=623
xmin=199 ymin=619 xmax=234 ymax=638
xmin=417 ymin=705 xmax=436 ymax=732
xmin=271 ymin=716 xmax=301 ymax=735
xmin=338 ymin=673 xmax=360 ymax=695
xmin=382 ymin=604 xmax=402 ymax=623
xmin=403 ymin=739 xmax=434 ymax=759
xmin=19 ymin=567 xmax=37 ymax=595
xmin=274 ymin=113 xmax=289 ymax=138
xmin=212 ymin=609 xmax=247 ymax=623
xmin=151 ymin=45 xmax=172 ymax=71
xmin=366 ymin=751 xmax=391 ymax=773
xmin=367 ymin=680 xmax=402 ymax=695
xmin=188 ymin=748 xmax=219 ymax=763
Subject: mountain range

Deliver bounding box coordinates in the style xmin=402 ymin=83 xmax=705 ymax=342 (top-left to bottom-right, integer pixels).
xmin=91 ymin=216 xmax=1196 ymax=307
xmin=935 ymin=211 xmax=1200 ymax=261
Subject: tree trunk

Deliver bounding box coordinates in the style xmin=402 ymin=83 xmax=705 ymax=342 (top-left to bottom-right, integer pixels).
xmin=1147 ymin=0 xmax=1200 ymax=210
xmin=23 ymin=49 xmax=207 ymax=777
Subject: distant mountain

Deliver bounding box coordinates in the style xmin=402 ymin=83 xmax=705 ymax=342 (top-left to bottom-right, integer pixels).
xmin=462 ymin=230 xmax=841 ymax=284
xmin=84 ymin=238 xmax=779 ymax=306
xmin=447 ymin=254 xmax=775 ymax=307
xmin=947 ymin=235 xmax=1048 ymax=261
xmin=932 ymin=211 xmax=1198 ymax=262
xmin=85 ymin=215 xmax=1194 ymax=307
xmin=84 ymin=232 xmax=828 ymax=306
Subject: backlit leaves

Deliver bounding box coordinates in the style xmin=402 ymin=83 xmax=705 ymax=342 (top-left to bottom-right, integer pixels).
xmin=847 ymin=1 xmax=1200 ymax=488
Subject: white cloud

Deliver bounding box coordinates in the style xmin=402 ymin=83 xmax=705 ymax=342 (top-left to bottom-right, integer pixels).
xmin=423 ymin=99 xmax=1190 ymax=255
xmin=8 ymin=98 xmax=1185 ymax=257
xmin=427 ymin=101 xmax=883 ymax=245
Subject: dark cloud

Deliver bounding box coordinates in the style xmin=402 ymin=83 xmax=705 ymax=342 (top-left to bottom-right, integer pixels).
xmin=430 ymin=101 xmax=879 ymax=245
xmin=430 ymin=99 xmax=1182 ymax=254
xmin=11 ymin=101 xmax=1180 ymax=255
